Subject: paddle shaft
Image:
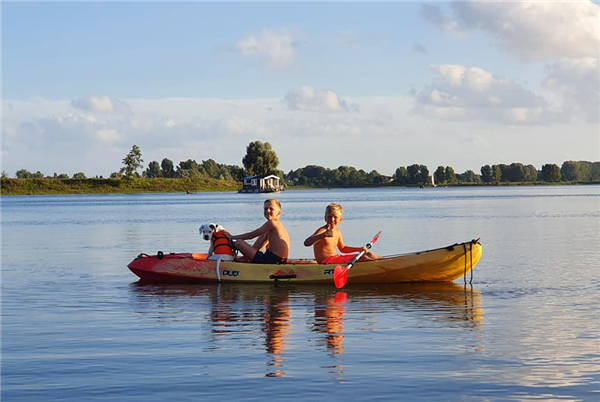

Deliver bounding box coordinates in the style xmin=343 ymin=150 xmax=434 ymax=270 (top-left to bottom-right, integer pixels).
xmin=344 ymin=242 xmax=372 ymax=272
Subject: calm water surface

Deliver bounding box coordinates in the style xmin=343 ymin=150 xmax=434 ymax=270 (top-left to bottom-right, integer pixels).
xmin=2 ymin=186 xmax=599 ymax=401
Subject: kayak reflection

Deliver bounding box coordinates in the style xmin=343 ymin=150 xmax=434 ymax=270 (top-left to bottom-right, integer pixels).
xmin=129 ymin=281 xmax=483 ymax=377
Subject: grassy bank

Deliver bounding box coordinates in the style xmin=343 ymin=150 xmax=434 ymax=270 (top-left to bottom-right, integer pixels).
xmin=2 ymin=178 xmax=597 ymax=195
xmin=0 ymin=177 xmax=240 ymax=195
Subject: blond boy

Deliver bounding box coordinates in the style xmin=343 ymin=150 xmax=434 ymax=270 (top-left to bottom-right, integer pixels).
xmin=304 ymin=203 xmax=380 ymax=264
xmin=225 ymin=199 xmax=290 ymax=264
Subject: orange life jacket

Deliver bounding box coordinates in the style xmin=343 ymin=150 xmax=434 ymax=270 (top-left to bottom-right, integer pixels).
xmin=211 ymin=232 xmax=235 ymax=256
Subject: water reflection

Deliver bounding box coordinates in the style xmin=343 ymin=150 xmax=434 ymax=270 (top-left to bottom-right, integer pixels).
xmin=129 ymin=281 xmax=483 ymax=377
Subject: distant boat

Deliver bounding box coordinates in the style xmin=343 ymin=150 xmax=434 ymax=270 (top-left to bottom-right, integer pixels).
xmin=431 ymin=175 xmax=437 ymax=188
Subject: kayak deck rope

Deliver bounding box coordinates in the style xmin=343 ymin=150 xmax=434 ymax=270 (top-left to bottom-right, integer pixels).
xmin=463 ymin=240 xmax=475 ymax=285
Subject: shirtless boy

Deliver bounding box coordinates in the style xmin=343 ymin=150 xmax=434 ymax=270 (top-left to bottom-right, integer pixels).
xmin=304 ymin=203 xmax=380 ymax=264
xmin=224 ymin=199 xmax=290 ymax=264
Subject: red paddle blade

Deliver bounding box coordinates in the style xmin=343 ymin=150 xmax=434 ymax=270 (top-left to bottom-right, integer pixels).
xmin=371 ymin=231 xmax=382 ymax=245
xmin=333 ymin=265 xmax=349 ymax=288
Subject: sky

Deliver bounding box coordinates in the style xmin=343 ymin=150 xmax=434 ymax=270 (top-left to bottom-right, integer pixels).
xmin=2 ymin=1 xmax=599 ymax=178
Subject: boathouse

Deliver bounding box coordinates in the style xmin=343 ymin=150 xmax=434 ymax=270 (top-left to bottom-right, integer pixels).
xmin=239 ymin=175 xmax=282 ymax=193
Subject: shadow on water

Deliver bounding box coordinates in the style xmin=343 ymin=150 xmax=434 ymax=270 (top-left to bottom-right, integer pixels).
xmin=128 ymin=281 xmax=483 ymax=378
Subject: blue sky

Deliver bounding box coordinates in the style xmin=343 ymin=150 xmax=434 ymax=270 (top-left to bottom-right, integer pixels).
xmin=2 ymin=1 xmax=599 ymax=178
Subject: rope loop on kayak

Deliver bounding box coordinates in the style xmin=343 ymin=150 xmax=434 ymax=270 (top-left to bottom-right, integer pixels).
xmin=463 ymin=242 xmax=473 ymax=285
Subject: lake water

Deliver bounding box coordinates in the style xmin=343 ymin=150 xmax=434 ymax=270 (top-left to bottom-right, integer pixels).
xmin=2 ymin=186 xmax=599 ymax=401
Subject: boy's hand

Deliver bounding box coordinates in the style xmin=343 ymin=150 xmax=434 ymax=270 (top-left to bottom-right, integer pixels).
xmin=323 ymin=224 xmax=334 ymax=238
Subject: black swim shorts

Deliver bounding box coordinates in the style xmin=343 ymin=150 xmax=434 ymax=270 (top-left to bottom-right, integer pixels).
xmin=252 ymin=250 xmax=287 ymax=264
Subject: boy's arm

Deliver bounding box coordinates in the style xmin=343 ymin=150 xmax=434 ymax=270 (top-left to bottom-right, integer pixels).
xmin=252 ymin=233 xmax=269 ymax=250
xmin=228 ymin=221 xmax=273 ymax=241
xmin=337 ymin=233 xmax=367 ymax=254
xmin=303 ymin=226 xmax=331 ymax=247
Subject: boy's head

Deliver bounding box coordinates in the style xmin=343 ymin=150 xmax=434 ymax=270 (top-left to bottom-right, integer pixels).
xmin=264 ymin=199 xmax=281 ymax=220
xmin=324 ymin=203 xmax=343 ymax=226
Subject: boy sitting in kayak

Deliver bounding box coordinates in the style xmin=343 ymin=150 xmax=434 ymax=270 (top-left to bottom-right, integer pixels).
xmin=223 ymin=199 xmax=290 ymax=264
xmin=304 ymin=202 xmax=381 ymax=264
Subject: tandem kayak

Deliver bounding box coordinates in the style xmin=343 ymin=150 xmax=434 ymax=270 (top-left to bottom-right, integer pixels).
xmin=127 ymin=238 xmax=482 ymax=284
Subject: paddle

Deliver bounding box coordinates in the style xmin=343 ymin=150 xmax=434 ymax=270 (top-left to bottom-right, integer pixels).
xmin=333 ymin=231 xmax=382 ymax=289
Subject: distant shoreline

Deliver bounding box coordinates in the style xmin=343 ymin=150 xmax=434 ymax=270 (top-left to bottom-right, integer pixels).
xmin=1 ymin=177 xmax=598 ymax=196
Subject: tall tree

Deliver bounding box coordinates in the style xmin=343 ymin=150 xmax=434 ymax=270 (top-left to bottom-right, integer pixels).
xmin=161 ymin=158 xmax=175 ymax=178
xmin=541 ymin=164 xmax=561 ymax=182
xmin=120 ymin=144 xmax=144 ymax=179
xmin=146 ymin=161 xmax=162 ymax=178
xmin=406 ymin=164 xmax=421 ymax=185
xmin=509 ymin=163 xmax=526 ymax=182
xmin=524 ymin=164 xmax=538 ymax=182
xmin=561 ymin=161 xmax=580 ymax=181
xmin=393 ymin=166 xmax=408 ymax=185
xmin=444 ymin=166 xmax=456 ymax=183
xmin=434 ymin=166 xmax=446 ymax=184
xmin=177 ymin=159 xmax=199 ymax=178
xmin=480 ymin=165 xmax=493 ymax=183
xmin=418 ymin=165 xmax=430 ymax=184
xmin=242 ymin=141 xmax=280 ymax=177
xmin=492 ymin=165 xmax=502 ymax=183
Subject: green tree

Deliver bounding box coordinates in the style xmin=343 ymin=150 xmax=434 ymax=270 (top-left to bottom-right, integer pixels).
xmin=146 ymin=161 xmax=162 ymax=178
xmin=120 ymin=144 xmax=144 ymax=179
xmin=161 ymin=158 xmax=175 ymax=178
xmin=16 ymin=169 xmax=32 ymax=178
xmin=393 ymin=166 xmax=408 ymax=185
xmin=178 ymin=159 xmax=199 ymax=178
xmin=418 ymin=165 xmax=430 ymax=184
xmin=434 ymin=166 xmax=446 ymax=185
xmin=225 ymin=164 xmax=246 ymax=181
xmin=406 ymin=164 xmax=421 ymax=185
xmin=242 ymin=141 xmax=280 ymax=177
xmin=32 ymin=171 xmax=44 ymax=178
xmin=444 ymin=166 xmax=456 ymax=183
xmin=72 ymin=172 xmax=87 ymax=179
xmin=561 ymin=161 xmax=580 ymax=181
xmin=492 ymin=165 xmax=502 ymax=183
xmin=541 ymin=164 xmax=561 ymax=182
xmin=509 ymin=163 xmax=526 ymax=182
xmin=480 ymin=165 xmax=493 ymax=183
xmin=524 ymin=164 xmax=538 ymax=182
xmin=460 ymin=170 xmax=479 ymax=183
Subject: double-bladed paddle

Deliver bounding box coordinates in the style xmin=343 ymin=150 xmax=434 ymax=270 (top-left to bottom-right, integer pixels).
xmin=333 ymin=231 xmax=382 ymax=289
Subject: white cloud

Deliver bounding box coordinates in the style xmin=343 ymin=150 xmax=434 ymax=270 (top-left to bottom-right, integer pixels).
xmin=283 ymin=87 xmax=359 ymax=113
xmin=2 ymin=95 xmax=597 ymax=179
xmin=71 ymin=96 xmax=132 ymax=115
xmin=413 ymin=64 xmax=553 ymax=124
xmin=462 ymin=135 xmax=490 ymax=150
xmin=542 ymin=57 xmax=600 ymax=123
xmin=96 ymin=129 xmax=120 ymax=142
xmin=235 ymin=28 xmax=295 ymax=69
xmin=423 ymin=1 xmax=600 ymax=60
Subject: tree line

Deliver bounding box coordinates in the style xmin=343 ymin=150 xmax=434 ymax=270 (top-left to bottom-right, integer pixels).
xmin=4 ymin=141 xmax=599 ymax=186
